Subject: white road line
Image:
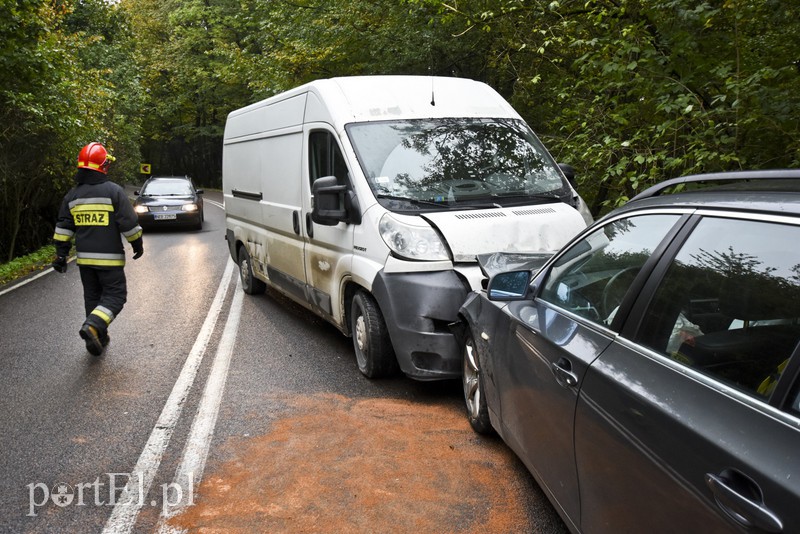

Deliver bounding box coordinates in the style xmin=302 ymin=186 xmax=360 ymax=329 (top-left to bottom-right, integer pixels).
xmin=157 ymin=276 xmax=244 ymax=531
xmin=204 ymin=199 xmax=224 ymax=210
xmin=101 ymin=258 xmax=236 ymax=534
xmin=0 ymin=257 xmax=75 ymax=298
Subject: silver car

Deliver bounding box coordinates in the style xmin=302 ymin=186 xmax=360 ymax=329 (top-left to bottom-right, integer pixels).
xmin=457 ymin=170 xmax=800 ymax=533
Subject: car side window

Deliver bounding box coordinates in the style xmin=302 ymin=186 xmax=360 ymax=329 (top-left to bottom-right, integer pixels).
xmin=792 ymin=386 xmax=800 ymax=416
xmin=540 ymin=214 xmax=681 ymax=326
xmin=636 ymin=217 xmax=800 ymax=400
xmin=309 ymin=131 xmax=349 ymax=186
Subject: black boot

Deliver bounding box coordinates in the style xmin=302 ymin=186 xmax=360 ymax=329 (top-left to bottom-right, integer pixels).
xmin=79 ymin=324 xmax=104 ymax=356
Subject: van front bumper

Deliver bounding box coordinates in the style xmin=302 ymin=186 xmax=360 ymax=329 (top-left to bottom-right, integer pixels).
xmin=371 ymin=270 xmax=471 ymax=380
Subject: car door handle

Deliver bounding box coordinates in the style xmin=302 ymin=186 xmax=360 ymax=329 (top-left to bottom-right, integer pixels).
xmin=551 ymin=358 xmax=578 ymax=388
xmin=292 ymin=211 xmax=300 ymax=235
xmin=305 ymin=213 xmax=314 ymax=238
xmin=705 ymin=472 xmax=783 ymax=532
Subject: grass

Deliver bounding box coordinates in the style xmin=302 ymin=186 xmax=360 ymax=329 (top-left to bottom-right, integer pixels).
xmin=0 ymin=245 xmax=64 ymax=286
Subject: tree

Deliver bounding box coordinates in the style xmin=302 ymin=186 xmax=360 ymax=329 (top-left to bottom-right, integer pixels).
xmin=0 ymin=0 xmax=143 ymax=261
xmin=418 ymin=0 xmax=800 ymax=214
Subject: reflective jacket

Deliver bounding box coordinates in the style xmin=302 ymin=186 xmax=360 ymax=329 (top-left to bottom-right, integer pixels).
xmin=53 ymin=169 xmax=143 ymax=268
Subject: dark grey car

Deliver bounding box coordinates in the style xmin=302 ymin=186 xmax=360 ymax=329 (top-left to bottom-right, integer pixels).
xmin=457 ymin=170 xmax=800 ymax=533
xmin=133 ymin=176 xmax=204 ymax=230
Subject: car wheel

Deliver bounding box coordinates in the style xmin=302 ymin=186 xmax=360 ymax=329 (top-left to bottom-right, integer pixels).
xmin=351 ymin=291 xmax=398 ymax=378
xmin=463 ymin=333 xmax=492 ymax=434
xmin=238 ymin=246 xmax=266 ymax=295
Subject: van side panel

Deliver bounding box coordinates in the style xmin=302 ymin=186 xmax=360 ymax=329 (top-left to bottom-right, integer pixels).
xmin=224 ymin=94 xmax=307 ymax=297
xmin=303 ymin=89 xmax=341 ymax=127
xmin=225 ymin=93 xmax=307 ymax=139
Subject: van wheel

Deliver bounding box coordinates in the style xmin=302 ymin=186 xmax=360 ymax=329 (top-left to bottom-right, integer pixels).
xmin=351 ymin=291 xmax=398 ymax=378
xmin=238 ymin=246 xmax=266 ymax=295
xmin=463 ymin=333 xmax=492 ymax=434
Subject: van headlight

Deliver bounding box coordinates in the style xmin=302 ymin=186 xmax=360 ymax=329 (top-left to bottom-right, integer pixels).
xmin=379 ymin=213 xmax=449 ymax=261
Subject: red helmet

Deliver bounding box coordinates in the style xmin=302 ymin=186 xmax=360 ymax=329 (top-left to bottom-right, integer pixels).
xmin=77 ymin=142 xmax=114 ymax=174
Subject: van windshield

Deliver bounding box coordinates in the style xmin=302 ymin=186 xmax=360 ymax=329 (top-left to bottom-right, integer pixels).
xmin=346 ymin=118 xmax=570 ymax=211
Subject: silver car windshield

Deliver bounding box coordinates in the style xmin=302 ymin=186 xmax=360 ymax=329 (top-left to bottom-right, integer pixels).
xmin=346 ymin=118 xmax=569 ymax=211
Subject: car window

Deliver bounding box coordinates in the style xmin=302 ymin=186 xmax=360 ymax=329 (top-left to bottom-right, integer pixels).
xmin=540 ymin=214 xmax=681 ymax=326
xmin=636 ymin=217 xmax=800 ymax=400
xmin=143 ymin=180 xmax=193 ymax=196
xmin=309 ymin=131 xmax=349 ymax=186
xmin=792 ymin=387 xmax=800 ymax=415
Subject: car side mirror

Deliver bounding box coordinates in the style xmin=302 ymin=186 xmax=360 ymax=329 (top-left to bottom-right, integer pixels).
xmin=311 ymin=176 xmax=361 ymax=226
xmin=487 ymin=270 xmax=533 ymax=301
xmin=196 ymin=189 xmax=204 ymax=195
xmin=134 ymin=190 xmax=140 ymax=196
xmin=558 ymin=163 xmax=577 ymax=189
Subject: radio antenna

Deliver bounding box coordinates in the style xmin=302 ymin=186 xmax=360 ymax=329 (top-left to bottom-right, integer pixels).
xmin=428 ymin=28 xmax=436 ymax=106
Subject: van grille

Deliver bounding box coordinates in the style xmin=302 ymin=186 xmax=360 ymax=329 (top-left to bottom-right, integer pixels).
xmin=512 ymin=207 xmax=557 ymax=216
xmin=454 ymin=211 xmax=507 ymax=220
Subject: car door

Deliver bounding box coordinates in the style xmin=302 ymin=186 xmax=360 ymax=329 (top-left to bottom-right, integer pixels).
xmin=574 ymin=214 xmax=800 ymax=533
xmin=301 ymin=127 xmax=355 ymax=325
xmin=492 ymin=213 xmax=684 ymax=527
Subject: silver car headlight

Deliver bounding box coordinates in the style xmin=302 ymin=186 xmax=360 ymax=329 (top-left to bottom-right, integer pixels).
xmin=379 ymin=213 xmax=449 ymax=261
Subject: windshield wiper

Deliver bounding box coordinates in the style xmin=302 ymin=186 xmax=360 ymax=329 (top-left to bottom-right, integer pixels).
xmin=486 ymin=193 xmax=565 ymax=206
xmin=375 ymin=194 xmax=451 ymax=209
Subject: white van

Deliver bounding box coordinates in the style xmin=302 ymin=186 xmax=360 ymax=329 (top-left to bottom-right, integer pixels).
xmin=223 ymin=76 xmax=592 ymax=380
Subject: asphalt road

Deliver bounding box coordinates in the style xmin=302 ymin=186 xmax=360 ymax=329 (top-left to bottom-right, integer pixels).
xmin=0 ymin=190 xmax=566 ymax=533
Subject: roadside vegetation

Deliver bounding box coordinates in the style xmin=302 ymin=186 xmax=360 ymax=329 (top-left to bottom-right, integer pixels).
xmin=0 ymin=246 xmax=60 ymax=286
xmin=2 ymin=0 xmax=799 ymax=265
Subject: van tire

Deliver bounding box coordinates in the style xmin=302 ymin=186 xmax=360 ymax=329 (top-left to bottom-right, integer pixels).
xmin=238 ymin=246 xmax=266 ymax=295
xmin=351 ymin=291 xmax=398 ymax=378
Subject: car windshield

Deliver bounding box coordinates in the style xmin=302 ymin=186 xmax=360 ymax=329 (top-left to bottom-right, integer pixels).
xmin=143 ymin=180 xmax=193 ymax=196
xmin=346 ymin=118 xmax=569 ymax=211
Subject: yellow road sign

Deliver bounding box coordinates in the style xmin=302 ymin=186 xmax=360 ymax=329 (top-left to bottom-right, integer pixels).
xmin=140 ymin=163 xmax=151 ymax=174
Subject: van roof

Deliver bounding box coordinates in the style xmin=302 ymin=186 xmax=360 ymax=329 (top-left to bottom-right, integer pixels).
xmin=227 ymin=76 xmax=521 ymax=127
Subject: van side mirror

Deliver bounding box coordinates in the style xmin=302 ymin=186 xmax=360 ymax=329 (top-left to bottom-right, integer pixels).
xmin=311 ymin=176 xmax=361 ymax=226
xmin=558 ymin=163 xmax=577 ymax=189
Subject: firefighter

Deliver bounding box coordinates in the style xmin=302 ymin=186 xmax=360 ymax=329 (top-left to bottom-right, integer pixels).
xmin=51 ymin=142 xmax=144 ymax=356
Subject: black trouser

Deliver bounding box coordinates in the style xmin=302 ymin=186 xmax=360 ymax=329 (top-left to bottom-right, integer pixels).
xmin=78 ymin=266 xmax=127 ymax=335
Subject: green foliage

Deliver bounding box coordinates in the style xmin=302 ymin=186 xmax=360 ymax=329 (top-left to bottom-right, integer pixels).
xmin=0 ymin=244 xmax=59 ymax=285
xmin=0 ymin=0 xmax=143 ymax=261
xmin=429 ymin=0 xmax=800 ymax=214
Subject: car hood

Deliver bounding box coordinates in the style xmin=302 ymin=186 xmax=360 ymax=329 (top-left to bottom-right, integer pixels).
xmin=475 ymin=251 xmax=554 ymax=279
xmin=423 ymin=202 xmax=587 ymax=262
xmin=135 ymin=195 xmax=195 ymax=206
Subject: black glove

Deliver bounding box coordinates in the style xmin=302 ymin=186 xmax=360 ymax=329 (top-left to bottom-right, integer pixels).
xmin=52 ymin=256 xmax=68 ymax=273
xmin=132 ymin=238 xmax=144 ymax=260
